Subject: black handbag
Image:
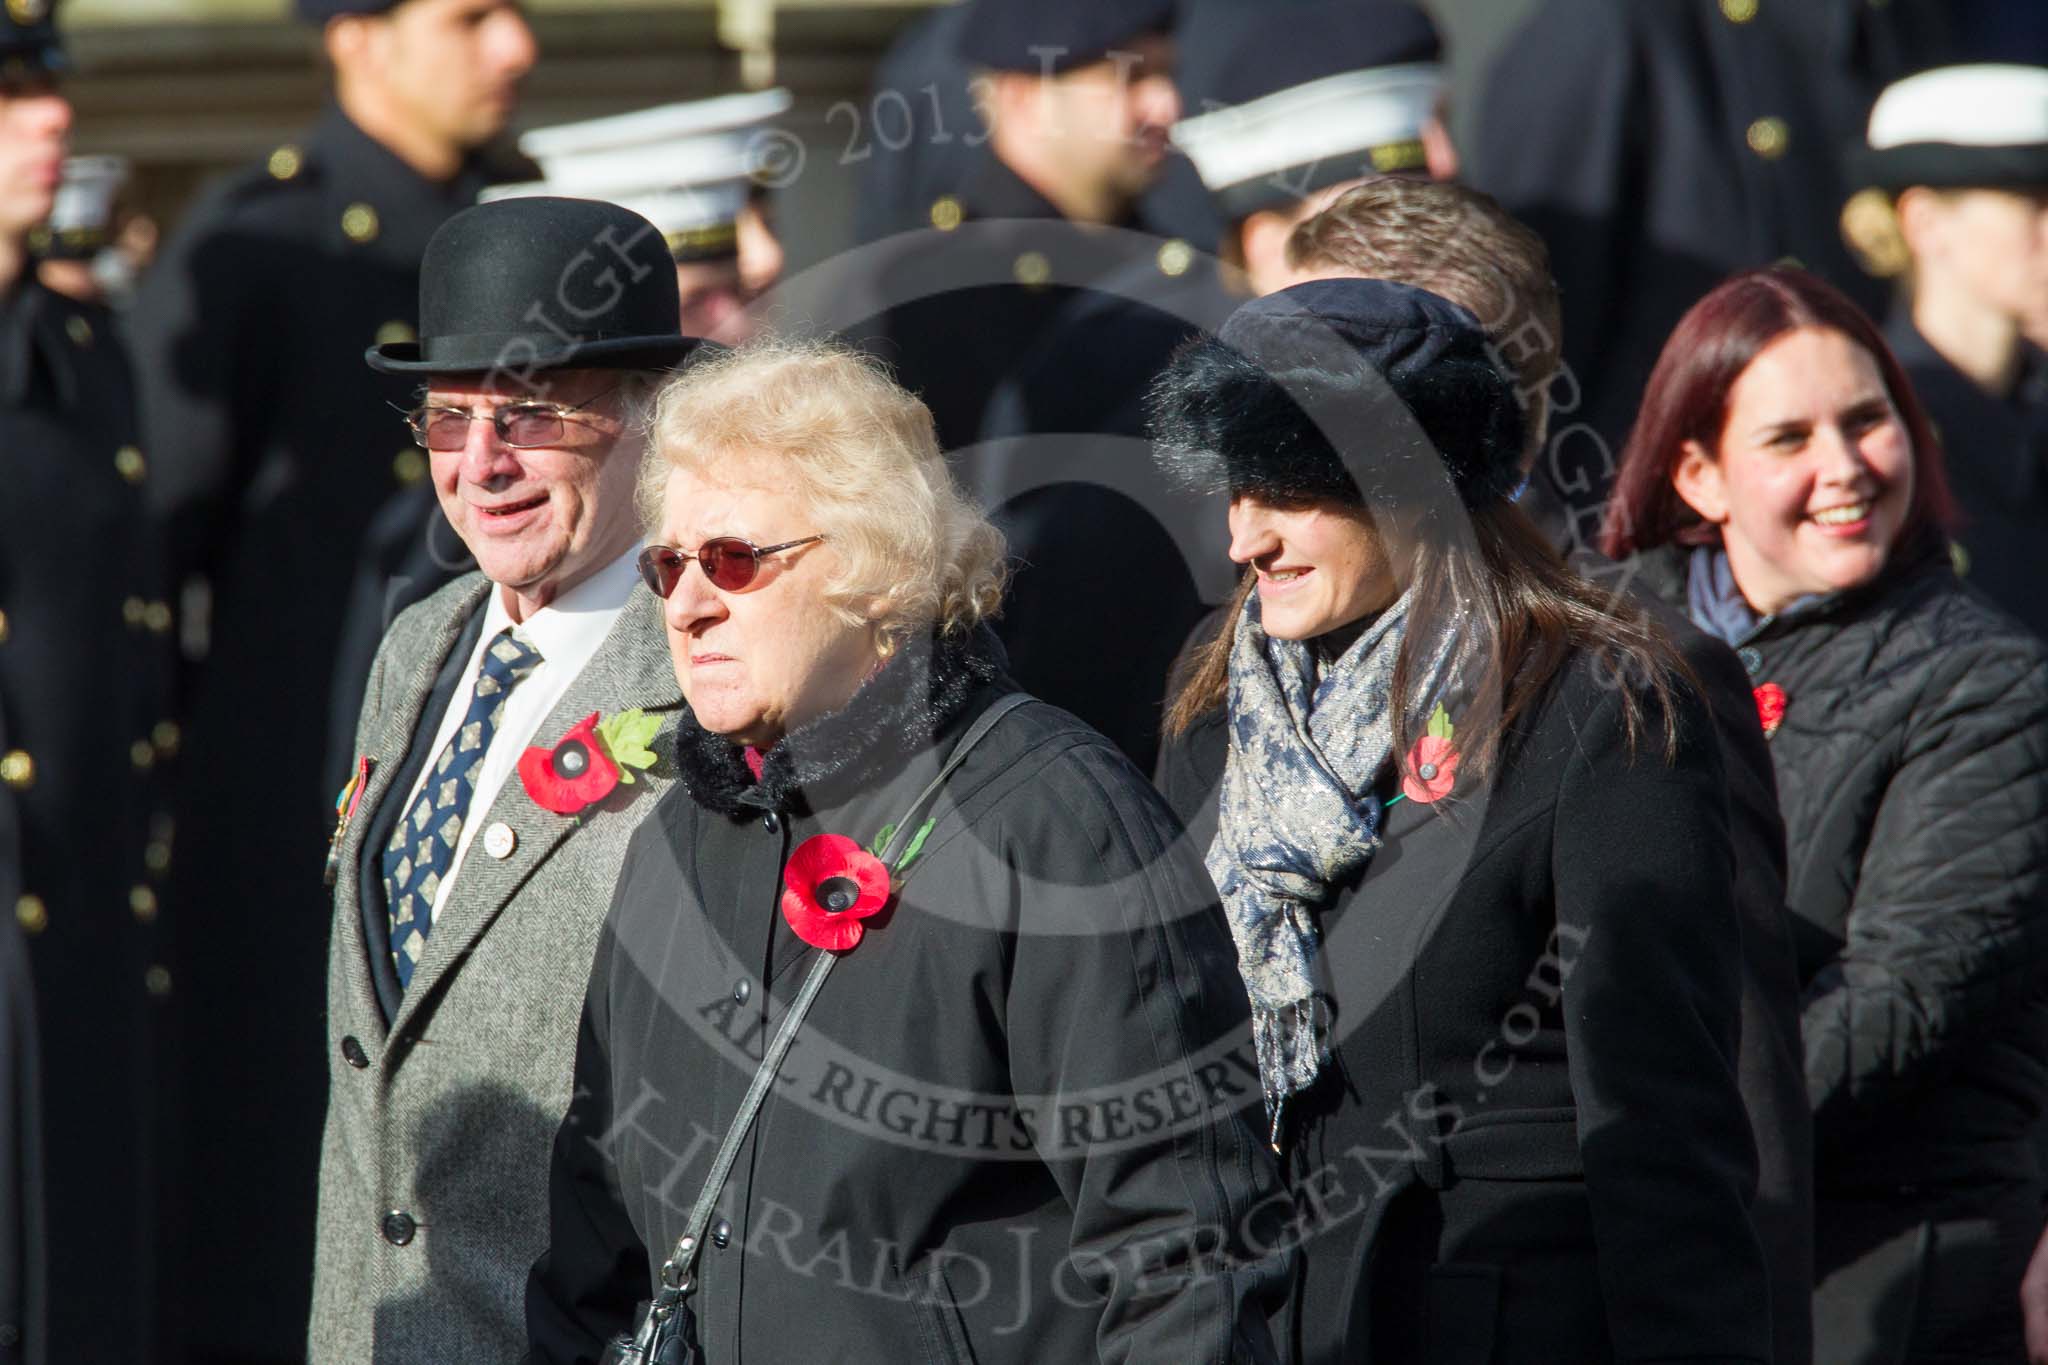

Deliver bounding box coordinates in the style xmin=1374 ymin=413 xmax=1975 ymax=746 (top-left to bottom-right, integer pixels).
xmin=601 ymin=695 xmax=1029 ymax=1365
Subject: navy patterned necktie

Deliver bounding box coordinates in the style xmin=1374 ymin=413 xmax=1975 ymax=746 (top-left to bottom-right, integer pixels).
xmin=382 ymin=629 xmax=543 ymax=988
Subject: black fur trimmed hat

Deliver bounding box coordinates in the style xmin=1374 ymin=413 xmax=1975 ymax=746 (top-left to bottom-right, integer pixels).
xmin=1147 ymin=277 xmax=1523 ymax=509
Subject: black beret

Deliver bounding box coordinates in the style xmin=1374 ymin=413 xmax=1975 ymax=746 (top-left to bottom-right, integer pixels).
xmin=296 ymin=0 xmax=403 ymax=24
xmin=0 ymin=0 xmax=64 ymax=76
xmin=955 ymin=0 xmax=1177 ymax=74
xmin=1148 ymin=278 xmax=1523 ymax=510
xmin=1186 ymin=0 xmax=1439 ymax=112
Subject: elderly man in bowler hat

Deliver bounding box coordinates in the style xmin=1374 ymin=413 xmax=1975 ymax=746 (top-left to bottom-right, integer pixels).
xmin=311 ymin=195 xmax=708 ymax=1362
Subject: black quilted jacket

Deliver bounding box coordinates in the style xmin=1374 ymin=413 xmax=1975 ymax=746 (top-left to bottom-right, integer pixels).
xmin=1637 ymin=542 xmax=2048 ymax=1194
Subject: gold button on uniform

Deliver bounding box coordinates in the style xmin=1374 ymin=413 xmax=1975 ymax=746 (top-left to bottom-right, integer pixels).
xmin=130 ymin=885 xmax=158 ymax=923
xmin=123 ymin=596 xmax=146 ymax=627
xmin=930 ymin=195 xmax=963 ymax=231
xmin=14 ymin=896 xmax=46 ymax=936
xmin=392 ymin=449 xmax=428 ymax=486
xmin=1156 ymin=239 xmax=1193 ymax=278
xmin=0 ymin=750 xmax=32 ymax=790
xmin=144 ymin=839 xmax=172 ymax=876
xmin=114 ymin=445 xmax=146 ymax=482
xmin=374 ymin=320 xmax=416 ymax=348
xmin=268 ymin=144 xmax=303 ymax=180
xmin=130 ymin=739 xmax=156 ymax=771
xmin=1013 ymin=251 xmax=1051 ymax=287
xmin=1746 ymin=117 xmax=1790 ymax=160
xmin=64 ymin=314 xmax=92 ymax=347
xmin=144 ymin=965 xmax=172 ymax=997
xmin=1719 ymin=0 xmax=1758 ymax=22
xmin=341 ymin=203 xmax=380 ymax=244
xmin=152 ymin=720 xmax=181 ymax=759
xmin=143 ymin=600 xmax=172 ymax=634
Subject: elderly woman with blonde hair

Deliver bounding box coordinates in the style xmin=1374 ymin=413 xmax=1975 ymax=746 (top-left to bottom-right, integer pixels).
xmin=525 ymin=339 xmax=1290 ymax=1365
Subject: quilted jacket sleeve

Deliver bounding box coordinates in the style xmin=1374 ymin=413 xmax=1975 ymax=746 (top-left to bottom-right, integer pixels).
xmin=1802 ymin=634 xmax=2048 ymax=1139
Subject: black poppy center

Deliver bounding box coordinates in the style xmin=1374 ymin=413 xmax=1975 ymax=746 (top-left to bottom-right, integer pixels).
xmin=556 ymin=739 xmax=591 ymax=778
xmin=817 ymin=876 xmax=861 ymax=914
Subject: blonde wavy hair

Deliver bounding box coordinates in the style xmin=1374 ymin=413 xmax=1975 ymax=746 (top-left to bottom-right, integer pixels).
xmin=637 ymin=338 xmax=1007 ymax=653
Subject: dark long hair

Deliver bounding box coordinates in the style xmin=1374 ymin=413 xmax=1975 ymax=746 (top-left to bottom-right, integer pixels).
xmin=1601 ymin=266 xmax=1955 ymax=559
xmin=1165 ymin=498 xmax=1689 ymax=784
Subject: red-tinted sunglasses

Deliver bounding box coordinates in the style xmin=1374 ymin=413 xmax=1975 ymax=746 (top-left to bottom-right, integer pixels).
xmin=637 ymin=535 xmax=825 ymax=596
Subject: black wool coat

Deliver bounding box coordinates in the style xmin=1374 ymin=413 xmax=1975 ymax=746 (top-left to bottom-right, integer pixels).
xmin=527 ymin=633 xmax=1292 ymax=1364
xmin=1158 ymin=641 xmax=1771 ymax=1365
xmin=1634 ymin=541 xmax=2048 ymax=1363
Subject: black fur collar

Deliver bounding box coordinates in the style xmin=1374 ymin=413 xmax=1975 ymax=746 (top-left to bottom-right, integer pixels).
xmin=671 ymin=627 xmax=1005 ymax=819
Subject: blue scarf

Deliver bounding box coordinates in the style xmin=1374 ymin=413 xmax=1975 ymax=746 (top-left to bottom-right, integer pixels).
xmin=1207 ymin=588 xmax=1458 ymax=1139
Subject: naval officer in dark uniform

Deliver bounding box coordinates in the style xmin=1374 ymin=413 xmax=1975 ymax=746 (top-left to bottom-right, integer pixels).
xmin=0 ymin=6 xmax=174 ymax=1359
xmin=829 ymin=0 xmax=1205 ymax=768
xmin=125 ymin=0 xmax=535 ymax=1355
xmin=1469 ymin=0 xmax=1946 ymax=552
xmin=964 ymin=0 xmax=1454 ymax=769
xmin=1842 ymin=64 xmax=2048 ymax=640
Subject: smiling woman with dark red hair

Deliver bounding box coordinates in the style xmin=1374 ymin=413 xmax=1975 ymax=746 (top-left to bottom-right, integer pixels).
xmin=1603 ymin=265 xmax=2048 ymax=1364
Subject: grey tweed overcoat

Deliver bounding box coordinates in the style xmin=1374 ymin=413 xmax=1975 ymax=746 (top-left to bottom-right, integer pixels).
xmin=310 ymin=571 xmax=682 ymax=1363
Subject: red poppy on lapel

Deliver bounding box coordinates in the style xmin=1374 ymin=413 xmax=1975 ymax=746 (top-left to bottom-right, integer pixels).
xmin=519 ymin=708 xmax=661 ymax=815
xmin=781 ymin=834 xmax=892 ymax=951
xmin=1401 ymin=703 xmax=1460 ymax=804
xmin=519 ymin=712 xmax=622 ymax=814
xmin=1754 ymin=683 xmax=1787 ymax=738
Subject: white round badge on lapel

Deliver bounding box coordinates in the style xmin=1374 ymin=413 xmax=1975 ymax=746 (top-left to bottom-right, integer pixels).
xmin=483 ymin=822 xmax=517 ymax=859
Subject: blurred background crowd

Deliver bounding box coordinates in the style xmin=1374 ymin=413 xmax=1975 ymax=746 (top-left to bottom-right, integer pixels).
xmin=1 ymin=0 xmax=2045 ymax=1360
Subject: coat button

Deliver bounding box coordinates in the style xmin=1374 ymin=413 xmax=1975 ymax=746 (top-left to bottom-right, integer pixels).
xmin=1746 ymin=116 xmax=1789 ymax=160
xmin=0 ymin=750 xmax=32 ymax=790
xmin=1719 ymin=0 xmax=1758 ymax=21
xmin=13 ymin=896 xmax=45 ymax=936
xmin=342 ymin=202 xmax=381 ymax=244
xmin=1738 ymin=646 xmax=1763 ymax=676
xmin=930 ymin=195 xmax=963 ymax=231
xmin=710 ymin=1217 xmax=731 ymax=1249
xmin=381 ymin=1210 xmax=416 ymax=1246
xmin=483 ymin=822 xmax=517 ymax=859
xmin=732 ymin=979 xmax=750 ymax=1005
xmin=341 ymin=1035 xmax=370 ymax=1069
xmin=114 ymin=445 xmax=146 ymax=482
xmin=392 ymin=448 xmax=428 ymax=486
xmin=129 ymin=885 xmax=158 ymax=923
xmin=144 ymin=965 xmax=172 ymax=998
xmin=761 ymin=812 xmax=780 ymax=835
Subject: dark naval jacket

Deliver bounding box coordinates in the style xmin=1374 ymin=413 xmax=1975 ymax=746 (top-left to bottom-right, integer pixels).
xmin=1886 ymin=313 xmax=2048 ymax=641
xmin=0 ymin=278 xmax=172 ymax=1360
xmin=126 ymin=101 xmax=504 ymax=1359
xmin=527 ymin=631 xmax=1291 ymax=1364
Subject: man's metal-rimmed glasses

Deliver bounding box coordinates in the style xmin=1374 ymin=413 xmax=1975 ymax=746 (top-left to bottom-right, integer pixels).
xmin=637 ymin=536 xmax=827 ymax=596
xmin=397 ymin=384 xmax=620 ymax=452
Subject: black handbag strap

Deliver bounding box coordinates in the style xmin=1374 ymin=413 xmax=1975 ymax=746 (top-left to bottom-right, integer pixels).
xmin=639 ymin=693 xmax=1032 ymax=1337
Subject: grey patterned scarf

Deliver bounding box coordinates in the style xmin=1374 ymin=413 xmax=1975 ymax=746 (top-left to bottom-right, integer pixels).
xmin=1207 ymin=586 xmax=1457 ymax=1139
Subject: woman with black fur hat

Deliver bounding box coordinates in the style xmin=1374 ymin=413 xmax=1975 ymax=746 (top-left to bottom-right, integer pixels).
xmin=1150 ymin=278 xmax=1771 ymax=1363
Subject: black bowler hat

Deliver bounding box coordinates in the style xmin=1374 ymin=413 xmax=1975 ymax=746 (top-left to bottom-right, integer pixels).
xmin=366 ymin=196 xmax=709 ymax=376
xmin=956 ymin=0 xmax=1176 ymax=74
xmin=1148 ymin=278 xmax=1524 ymax=509
xmin=1 ymin=0 xmax=65 ymax=78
